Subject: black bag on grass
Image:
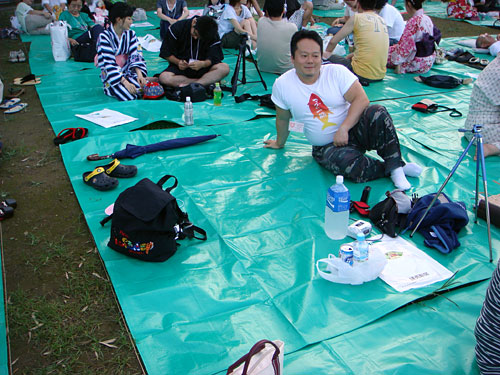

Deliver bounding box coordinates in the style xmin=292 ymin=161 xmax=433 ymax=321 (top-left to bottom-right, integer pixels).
xmin=100 ymin=174 xmax=207 ymax=262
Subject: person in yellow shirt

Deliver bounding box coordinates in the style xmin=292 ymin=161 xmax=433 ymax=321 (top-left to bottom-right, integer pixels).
xmin=323 ymin=0 xmax=389 ymax=85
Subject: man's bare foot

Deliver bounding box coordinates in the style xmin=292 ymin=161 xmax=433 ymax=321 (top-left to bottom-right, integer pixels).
xmin=474 ymin=143 xmax=500 ymax=160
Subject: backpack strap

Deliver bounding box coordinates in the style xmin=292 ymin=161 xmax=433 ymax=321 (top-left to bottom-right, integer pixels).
xmin=157 ymin=175 xmax=178 ymax=193
xmin=100 ymin=213 xmax=113 ymax=226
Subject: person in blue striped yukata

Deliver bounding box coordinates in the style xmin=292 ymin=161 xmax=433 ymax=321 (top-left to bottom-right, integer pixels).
xmin=476 ymin=259 xmax=500 ymax=374
xmin=96 ymin=2 xmax=148 ymax=101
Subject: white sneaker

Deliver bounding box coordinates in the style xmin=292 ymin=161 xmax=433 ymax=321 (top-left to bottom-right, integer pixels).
xmin=8 ymin=51 xmax=17 ymax=63
xmin=17 ymin=50 xmax=26 ymax=62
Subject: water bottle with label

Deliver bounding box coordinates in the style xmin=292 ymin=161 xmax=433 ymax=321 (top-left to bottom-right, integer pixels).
xmin=213 ymin=83 xmax=222 ymax=106
xmin=353 ymin=233 xmax=369 ymax=262
xmin=184 ymin=96 xmax=194 ymax=126
xmin=324 ymin=175 xmax=350 ymax=240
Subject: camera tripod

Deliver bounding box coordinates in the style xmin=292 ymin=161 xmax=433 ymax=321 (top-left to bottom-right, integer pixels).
xmin=410 ymin=125 xmax=493 ymax=262
xmin=230 ymin=34 xmax=267 ymax=96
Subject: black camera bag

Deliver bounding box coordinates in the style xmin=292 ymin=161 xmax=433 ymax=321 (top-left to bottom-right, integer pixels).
xmin=100 ymin=174 xmax=207 ymax=262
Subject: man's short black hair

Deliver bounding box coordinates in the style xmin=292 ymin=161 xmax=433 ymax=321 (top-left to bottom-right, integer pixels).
xmin=290 ymin=29 xmax=323 ymax=57
xmin=357 ymin=0 xmax=377 ymax=10
xmin=374 ymin=0 xmax=387 ymax=10
xmin=195 ymin=16 xmax=219 ymax=42
xmin=109 ymin=2 xmax=134 ymax=24
xmin=263 ymin=0 xmax=285 ymax=17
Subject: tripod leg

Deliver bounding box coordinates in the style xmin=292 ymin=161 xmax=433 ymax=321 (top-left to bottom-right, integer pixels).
xmin=477 ymin=136 xmax=493 ymax=262
xmin=246 ymin=46 xmax=268 ymax=91
xmin=410 ymin=136 xmax=477 ymax=237
xmin=231 ymin=46 xmax=244 ymax=96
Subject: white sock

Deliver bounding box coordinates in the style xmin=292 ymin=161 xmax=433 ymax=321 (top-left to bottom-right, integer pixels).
xmin=391 ymin=167 xmax=411 ymax=191
xmin=403 ymin=163 xmax=423 ymax=177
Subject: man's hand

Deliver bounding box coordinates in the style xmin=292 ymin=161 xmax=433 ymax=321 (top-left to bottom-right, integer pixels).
xmin=178 ymin=60 xmax=189 ymax=70
xmin=263 ymin=139 xmax=283 ymax=149
xmin=188 ymin=60 xmax=206 ymax=71
xmin=43 ymin=11 xmax=52 ymax=19
xmin=333 ymin=127 xmax=349 ymax=147
xmin=69 ymin=38 xmax=79 ymax=46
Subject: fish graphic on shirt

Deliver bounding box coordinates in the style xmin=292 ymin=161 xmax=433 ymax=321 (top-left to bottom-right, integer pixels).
xmin=308 ymin=93 xmax=336 ymax=130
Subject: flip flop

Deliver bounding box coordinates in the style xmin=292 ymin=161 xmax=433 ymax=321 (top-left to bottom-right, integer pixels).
xmin=53 ymin=127 xmax=89 ymax=145
xmin=83 ymin=167 xmax=118 ymax=191
xmin=13 ymin=74 xmax=41 ymax=86
xmin=98 ymin=158 xmax=138 ymax=178
xmin=480 ymin=59 xmax=489 ymax=66
xmin=4 ymin=103 xmax=27 ymax=114
xmin=0 ymin=98 xmax=21 ymax=109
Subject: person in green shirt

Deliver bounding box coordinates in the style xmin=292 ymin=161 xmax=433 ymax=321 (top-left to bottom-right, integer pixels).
xmin=59 ymin=0 xmax=104 ymax=53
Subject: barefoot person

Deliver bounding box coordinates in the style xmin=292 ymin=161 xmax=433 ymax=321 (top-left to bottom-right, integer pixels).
xmin=264 ymin=30 xmax=422 ymax=190
xmin=159 ymin=16 xmax=230 ymax=88
xmin=465 ymin=55 xmax=500 ymax=158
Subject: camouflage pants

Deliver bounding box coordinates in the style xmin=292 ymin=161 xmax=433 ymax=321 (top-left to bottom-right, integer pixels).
xmin=312 ymin=105 xmax=404 ymax=183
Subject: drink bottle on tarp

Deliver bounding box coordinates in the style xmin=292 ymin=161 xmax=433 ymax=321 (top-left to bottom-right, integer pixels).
xmin=325 ymin=175 xmax=350 ymax=239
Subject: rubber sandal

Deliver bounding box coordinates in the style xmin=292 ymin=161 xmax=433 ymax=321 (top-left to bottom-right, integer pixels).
xmin=469 ymin=57 xmax=479 ymax=64
xmin=0 ymin=199 xmax=17 ymax=209
xmin=53 ymin=127 xmax=89 ymax=145
xmin=480 ymin=59 xmax=489 ymax=66
xmin=83 ymin=167 xmax=118 ymax=191
xmin=4 ymin=103 xmax=27 ymax=114
xmin=98 ymin=158 xmax=137 ymax=178
xmin=0 ymin=98 xmax=21 ymax=109
xmin=0 ymin=206 xmax=14 ymax=221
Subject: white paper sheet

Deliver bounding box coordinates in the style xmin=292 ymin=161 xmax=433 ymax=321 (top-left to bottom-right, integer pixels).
xmin=131 ymin=22 xmax=154 ymax=27
xmin=371 ymin=236 xmax=453 ymax=292
xmin=138 ymin=34 xmax=162 ymax=52
xmin=75 ymin=109 xmax=138 ymax=128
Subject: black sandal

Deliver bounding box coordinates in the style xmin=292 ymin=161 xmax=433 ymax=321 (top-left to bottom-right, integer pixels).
xmin=0 ymin=206 xmax=14 ymax=221
xmin=83 ymin=167 xmax=118 ymax=191
xmin=0 ymin=198 xmax=17 ymax=209
xmin=98 ymin=158 xmax=137 ymax=178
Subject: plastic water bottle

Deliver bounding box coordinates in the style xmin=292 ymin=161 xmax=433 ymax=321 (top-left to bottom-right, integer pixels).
xmin=325 ymin=175 xmax=350 ymax=240
xmin=353 ymin=233 xmax=369 ymax=262
xmin=184 ymin=96 xmax=193 ymax=126
xmin=213 ymin=83 xmax=222 ymax=106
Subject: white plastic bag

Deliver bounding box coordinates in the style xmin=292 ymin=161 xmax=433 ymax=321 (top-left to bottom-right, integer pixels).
xmin=132 ymin=8 xmax=147 ymax=22
xmin=227 ymin=340 xmax=284 ymax=375
xmin=49 ymin=21 xmax=70 ymax=61
xmin=316 ymin=246 xmax=387 ymax=285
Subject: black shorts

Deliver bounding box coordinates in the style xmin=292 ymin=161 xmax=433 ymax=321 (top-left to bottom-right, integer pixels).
xmin=163 ymin=64 xmax=211 ymax=79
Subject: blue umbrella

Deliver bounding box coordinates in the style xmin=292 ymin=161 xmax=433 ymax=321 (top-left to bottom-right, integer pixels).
xmin=87 ymin=134 xmax=217 ymax=161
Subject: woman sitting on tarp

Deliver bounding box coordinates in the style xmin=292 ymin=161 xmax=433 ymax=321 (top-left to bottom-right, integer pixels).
xmin=59 ymin=0 xmax=104 ymax=59
xmin=218 ymin=0 xmax=257 ymax=49
xmin=96 ymin=2 xmax=147 ymax=101
xmin=465 ymin=55 xmax=500 ymax=158
xmin=387 ymin=0 xmax=440 ymax=74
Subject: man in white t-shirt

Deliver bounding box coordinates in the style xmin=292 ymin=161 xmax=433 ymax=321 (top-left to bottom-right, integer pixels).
xmin=257 ymin=0 xmax=297 ymax=74
xmin=264 ymin=29 xmax=422 ymax=190
xmin=15 ymin=0 xmax=51 ymax=35
xmin=375 ymin=0 xmax=404 ymax=44
xmin=476 ymin=33 xmax=500 ymax=56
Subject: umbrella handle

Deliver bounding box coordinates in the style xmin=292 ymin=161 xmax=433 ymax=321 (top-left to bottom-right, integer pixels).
xmin=87 ymin=153 xmax=113 ymax=161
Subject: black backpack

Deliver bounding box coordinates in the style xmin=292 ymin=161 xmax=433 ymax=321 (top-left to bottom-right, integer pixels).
xmin=100 ymin=175 xmax=207 ymax=262
xmin=368 ymin=190 xmax=411 ymax=238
